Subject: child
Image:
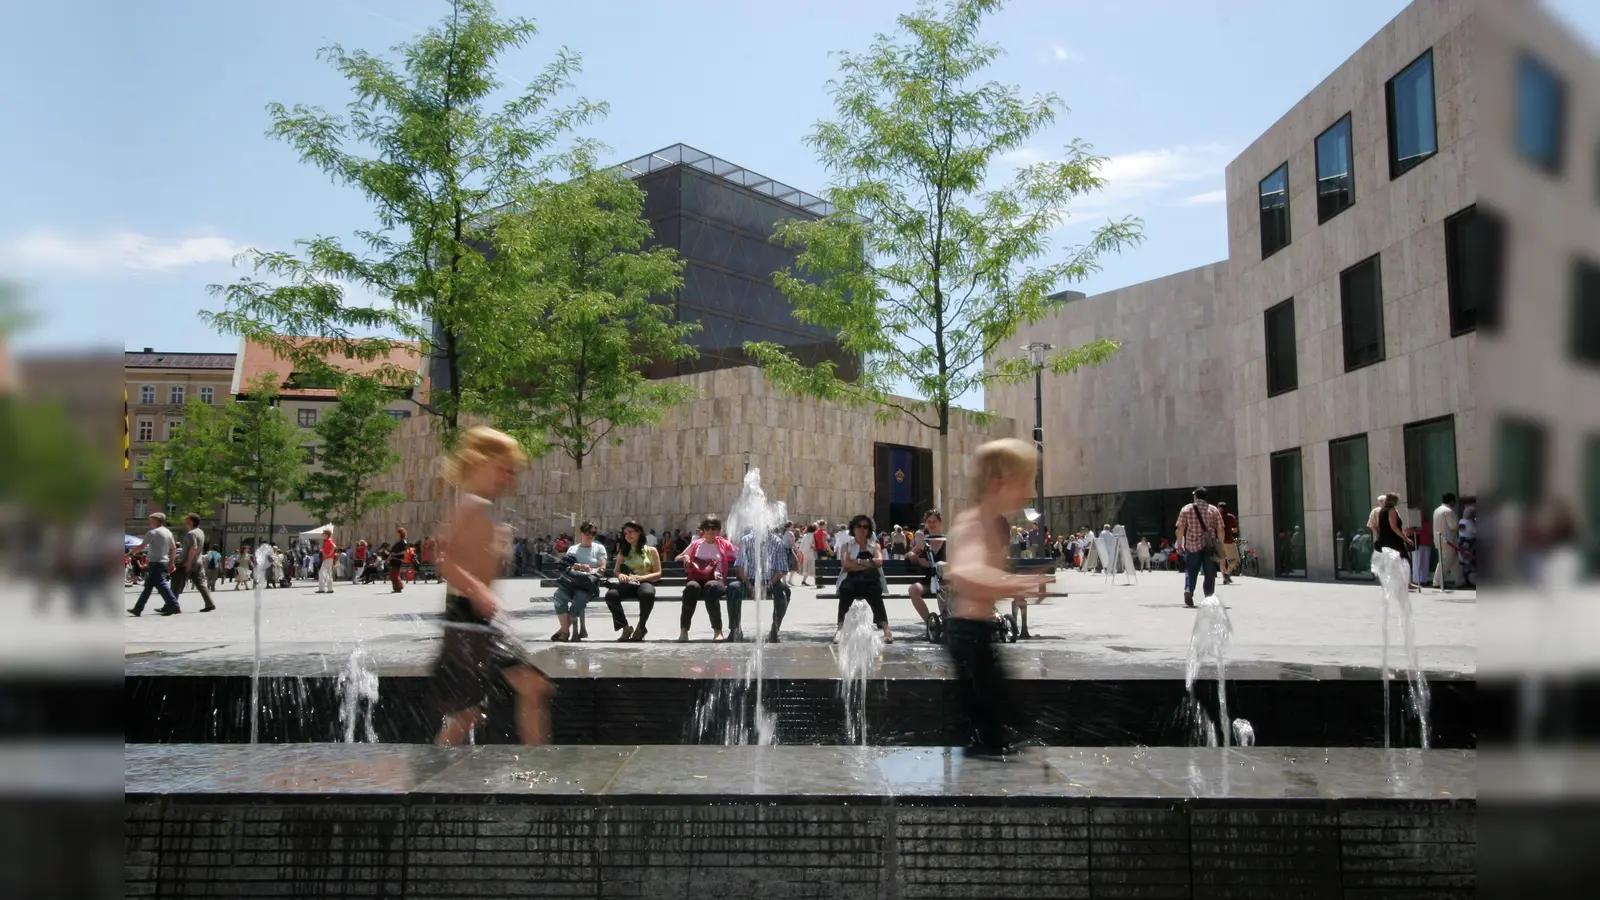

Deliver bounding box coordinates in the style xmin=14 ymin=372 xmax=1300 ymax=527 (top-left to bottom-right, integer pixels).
xmin=429 ymin=426 xmax=553 ymax=745
xmin=945 ymin=438 xmax=1054 ymax=758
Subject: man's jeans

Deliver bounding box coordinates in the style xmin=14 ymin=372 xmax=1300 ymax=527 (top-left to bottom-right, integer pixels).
xmin=131 ymin=567 xmax=179 ymax=614
xmin=1183 ymin=550 xmax=1218 ymax=598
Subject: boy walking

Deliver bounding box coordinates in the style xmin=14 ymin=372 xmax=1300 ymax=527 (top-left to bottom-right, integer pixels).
xmin=945 ymin=439 xmax=1054 ymax=758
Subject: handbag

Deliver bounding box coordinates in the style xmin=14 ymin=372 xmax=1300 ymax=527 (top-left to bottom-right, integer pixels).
xmin=559 ymin=567 xmax=600 ymax=594
xmin=1196 ymin=504 xmax=1223 ymax=560
xmin=684 ymin=546 xmax=719 ymax=585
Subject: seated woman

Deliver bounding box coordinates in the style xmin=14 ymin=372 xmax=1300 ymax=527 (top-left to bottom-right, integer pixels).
xmin=551 ymin=522 xmax=607 ymax=642
xmin=907 ymin=509 xmax=945 ymax=641
xmin=604 ymin=521 xmax=660 ymax=642
xmin=837 ymin=514 xmax=893 ymax=644
xmin=676 ymin=516 xmax=737 ymax=642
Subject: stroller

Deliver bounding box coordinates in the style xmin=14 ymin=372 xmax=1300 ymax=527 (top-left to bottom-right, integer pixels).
xmin=925 ymin=551 xmax=1020 ymax=645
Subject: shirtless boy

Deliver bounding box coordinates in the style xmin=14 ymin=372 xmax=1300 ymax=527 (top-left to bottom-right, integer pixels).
xmin=945 ymin=438 xmax=1054 ymax=758
xmin=430 ymin=426 xmax=553 ymax=745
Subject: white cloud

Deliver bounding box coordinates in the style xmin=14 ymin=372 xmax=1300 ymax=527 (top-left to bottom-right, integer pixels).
xmin=1049 ymin=44 xmax=1085 ymax=63
xmin=0 ymin=230 xmax=250 ymax=272
xmin=1182 ymin=189 xmax=1228 ymax=206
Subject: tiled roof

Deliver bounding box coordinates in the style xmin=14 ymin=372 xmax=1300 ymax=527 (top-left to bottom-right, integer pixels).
xmin=234 ymin=337 xmax=427 ymax=398
xmin=125 ymin=351 xmax=237 ymax=369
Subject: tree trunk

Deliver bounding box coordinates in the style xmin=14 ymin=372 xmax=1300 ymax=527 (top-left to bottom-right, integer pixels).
xmin=575 ymin=456 xmax=586 ymax=525
xmin=937 ymin=427 xmax=951 ymax=516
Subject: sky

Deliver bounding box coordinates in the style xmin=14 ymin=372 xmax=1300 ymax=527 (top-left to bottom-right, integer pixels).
xmin=3 ymin=0 xmax=1597 ymax=357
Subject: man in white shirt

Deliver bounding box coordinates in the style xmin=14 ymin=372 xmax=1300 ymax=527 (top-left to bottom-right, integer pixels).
xmin=834 ymin=524 xmax=850 ymax=558
xmin=645 ymin=529 xmax=659 ymax=548
xmin=1431 ymin=493 xmax=1462 ymax=591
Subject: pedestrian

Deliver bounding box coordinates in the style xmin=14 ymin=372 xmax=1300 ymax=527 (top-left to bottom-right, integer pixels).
xmin=428 ymin=426 xmax=551 ymax=745
xmin=389 ymin=527 xmax=410 ymax=593
xmin=1217 ymin=502 xmax=1239 ymax=584
xmin=944 ymin=438 xmax=1053 ymax=758
xmin=1371 ymin=492 xmax=1417 ymax=592
xmin=176 ymin=514 xmax=216 ymax=612
xmin=1432 ymin=492 xmax=1463 ymax=591
xmin=316 ymin=528 xmax=336 ymax=594
xmin=1174 ymin=487 xmax=1225 ymax=608
xmin=128 ymin=512 xmax=181 ymax=617
xmin=1135 ymin=536 xmax=1152 ymax=572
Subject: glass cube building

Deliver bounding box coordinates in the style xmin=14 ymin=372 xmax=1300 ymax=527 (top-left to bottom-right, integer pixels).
xmin=616 ymin=144 xmax=858 ymax=380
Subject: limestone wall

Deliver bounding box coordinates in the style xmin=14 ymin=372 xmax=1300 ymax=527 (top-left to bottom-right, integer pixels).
xmin=352 ymin=366 xmax=1014 ymax=541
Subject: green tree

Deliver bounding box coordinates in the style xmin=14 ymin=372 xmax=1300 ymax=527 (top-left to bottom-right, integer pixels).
xmin=478 ymin=165 xmax=698 ymax=518
xmin=745 ymin=0 xmax=1141 ymax=508
xmin=299 ymin=378 xmax=405 ymax=528
xmin=143 ymin=398 xmax=236 ymax=520
xmin=228 ymin=375 xmax=306 ymax=543
xmin=202 ymin=0 xmax=605 ymax=437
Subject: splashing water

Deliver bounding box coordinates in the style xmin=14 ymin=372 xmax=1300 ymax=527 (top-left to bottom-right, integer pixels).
xmin=1231 ymin=718 xmax=1255 ymax=747
xmin=250 ymin=543 xmax=272 ymax=745
xmin=688 ymin=468 xmax=787 ymax=745
xmin=336 ymin=643 xmax=380 ymax=743
xmin=1370 ymin=548 xmax=1432 ymax=748
xmin=837 ymin=599 xmax=885 ymax=745
xmin=1184 ymin=594 xmax=1235 ymax=747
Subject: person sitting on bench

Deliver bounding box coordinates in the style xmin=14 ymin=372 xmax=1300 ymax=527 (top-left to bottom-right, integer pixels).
xmin=907 ymin=509 xmax=946 ymax=642
xmin=837 ymin=515 xmax=893 ymax=644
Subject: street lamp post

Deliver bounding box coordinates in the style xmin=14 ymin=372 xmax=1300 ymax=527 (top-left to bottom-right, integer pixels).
xmin=163 ymin=457 xmax=173 ymax=518
xmin=1024 ymin=341 xmax=1054 ymax=521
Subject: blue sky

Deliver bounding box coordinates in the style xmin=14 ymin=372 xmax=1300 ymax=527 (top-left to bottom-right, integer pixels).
xmin=3 ymin=0 xmax=1597 ymax=356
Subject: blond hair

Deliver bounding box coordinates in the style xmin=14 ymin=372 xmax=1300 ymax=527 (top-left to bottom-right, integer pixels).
xmin=972 ymin=438 xmax=1035 ymax=494
xmin=442 ymin=426 xmax=527 ymax=485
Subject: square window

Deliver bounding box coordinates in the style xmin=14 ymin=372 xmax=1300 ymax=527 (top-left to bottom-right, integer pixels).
xmin=199 ymin=386 xmax=214 ymax=404
xmin=298 ymin=409 xmax=318 ymax=428
xmin=1315 ymin=114 xmax=1355 ymax=222
xmin=136 ymin=419 xmax=154 ymax=443
xmin=169 ymin=385 xmax=185 ymax=405
xmin=140 ymin=385 xmax=155 ymax=404
xmin=164 ymin=420 xmax=183 ymax=441
xmin=1386 ymin=49 xmax=1438 ymax=179
xmin=1444 ymin=204 xmax=1506 ymax=335
xmin=133 ymin=458 xmax=149 ymax=483
xmin=1259 ymin=163 xmax=1291 ymax=258
xmin=1340 ymin=255 xmax=1386 ymax=371
xmin=1264 ymin=298 xmax=1298 ymax=397
xmin=1571 ymin=258 xmax=1600 ymax=366
xmin=1516 ymin=53 xmax=1566 ymax=175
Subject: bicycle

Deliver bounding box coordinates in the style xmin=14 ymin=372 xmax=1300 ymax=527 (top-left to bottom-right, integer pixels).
xmin=1234 ymin=538 xmax=1261 ymax=578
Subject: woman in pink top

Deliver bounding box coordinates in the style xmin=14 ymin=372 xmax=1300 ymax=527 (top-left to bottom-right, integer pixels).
xmin=675 ymin=516 xmax=738 ymax=642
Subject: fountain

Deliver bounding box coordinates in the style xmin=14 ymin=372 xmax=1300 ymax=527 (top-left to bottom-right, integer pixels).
xmin=336 ymin=642 xmax=379 ymax=743
xmin=688 ymin=468 xmax=787 ymax=745
xmin=1370 ymin=547 xmax=1432 ymax=748
xmin=249 ymin=542 xmax=272 ymax=745
xmin=1184 ymin=594 xmax=1235 ymax=747
xmin=836 ymin=599 xmax=885 ymax=745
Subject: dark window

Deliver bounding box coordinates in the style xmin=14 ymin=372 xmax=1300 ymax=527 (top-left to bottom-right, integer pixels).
xmin=1516 ymin=53 xmax=1566 ymax=174
xmin=384 ymin=409 xmax=412 ymax=421
xmin=1571 ymin=258 xmax=1600 ymax=366
xmin=1494 ymin=417 xmax=1547 ymax=507
xmin=1340 ymin=255 xmax=1386 ymax=370
xmin=1330 ymin=434 xmax=1374 ymax=580
xmin=297 ymin=408 xmax=317 ymax=428
xmin=1315 ymin=114 xmax=1355 ymax=222
xmin=1386 ymin=50 xmax=1438 ymax=178
xmin=1444 ymin=205 xmax=1507 ymax=335
xmin=301 ymin=446 xmax=316 ymax=464
xmin=1259 ymin=164 xmax=1291 ymax=258
xmin=1270 ymin=448 xmax=1307 ymax=577
xmin=1404 ymin=416 xmax=1459 ymax=514
xmin=1264 ymin=298 xmax=1298 ymax=397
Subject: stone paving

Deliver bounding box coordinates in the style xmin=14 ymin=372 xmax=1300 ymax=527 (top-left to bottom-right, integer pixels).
xmin=122 ymin=566 xmax=1476 ymax=676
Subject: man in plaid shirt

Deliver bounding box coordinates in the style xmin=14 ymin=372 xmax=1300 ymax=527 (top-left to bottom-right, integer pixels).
xmin=1175 ymin=486 xmax=1225 ymax=608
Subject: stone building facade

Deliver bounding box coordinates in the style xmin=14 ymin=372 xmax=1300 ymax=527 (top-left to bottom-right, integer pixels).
xmin=995 ymin=263 xmax=1237 ymax=544
xmin=352 ymin=366 xmax=1015 ymax=544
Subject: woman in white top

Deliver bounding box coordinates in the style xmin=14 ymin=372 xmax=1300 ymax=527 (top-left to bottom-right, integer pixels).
xmin=837 ymin=515 xmax=893 ymax=643
xmin=1135 ymin=537 xmax=1152 ymax=571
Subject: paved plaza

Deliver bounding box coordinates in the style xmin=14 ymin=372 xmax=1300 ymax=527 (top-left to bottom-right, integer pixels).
xmin=120 ymin=567 xmax=1476 ymax=676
